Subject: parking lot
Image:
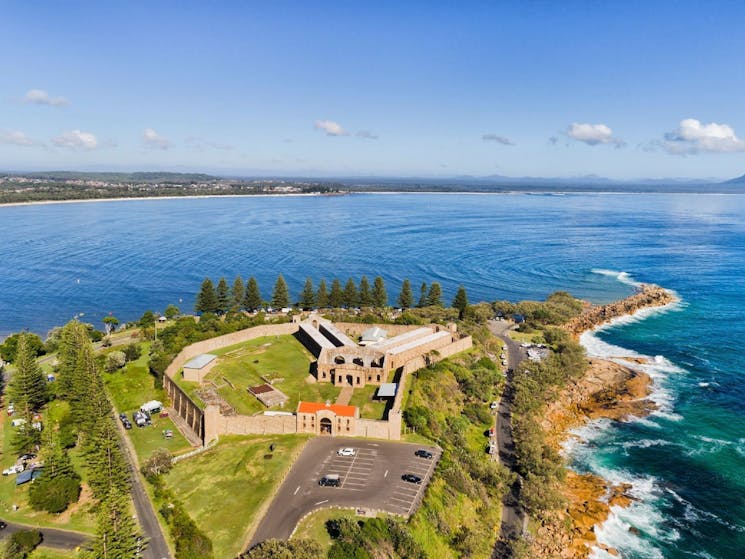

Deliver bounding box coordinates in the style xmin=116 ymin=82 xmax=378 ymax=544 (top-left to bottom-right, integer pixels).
xmin=250 ymin=437 xmax=440 ymax=546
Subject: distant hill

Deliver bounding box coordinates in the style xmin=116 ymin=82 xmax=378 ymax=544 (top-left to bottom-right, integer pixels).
xmin=16 ymin=171 xmax=218 ymax=183
xmin=723 ymin=173 xmax=745 ymax=185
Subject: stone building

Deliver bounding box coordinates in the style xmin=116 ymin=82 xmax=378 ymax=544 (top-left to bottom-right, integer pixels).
xmin=296 ymin=401 xmax=359 ymax=436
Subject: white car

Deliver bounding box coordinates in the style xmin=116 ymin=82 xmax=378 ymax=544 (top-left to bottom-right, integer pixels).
xmin=2 ymin=464 xmax=24 ymax=476
xmin=490 ymin=401 xmax=498 ymax=410
xmin=337 ymin=447 xmax=356 ymax=457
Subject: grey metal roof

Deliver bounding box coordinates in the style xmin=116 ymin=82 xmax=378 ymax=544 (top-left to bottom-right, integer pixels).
xmin=361 ymin=326 xmax=387 ymax=341
xmin=377 ymin=383 xmax=397 ymax=398
xmin=183 ymin=353 xmax=217 ymax=369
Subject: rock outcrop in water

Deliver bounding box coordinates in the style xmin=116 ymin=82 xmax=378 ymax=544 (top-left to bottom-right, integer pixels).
xmin=562 ymin=284 xmax=676 ymax=337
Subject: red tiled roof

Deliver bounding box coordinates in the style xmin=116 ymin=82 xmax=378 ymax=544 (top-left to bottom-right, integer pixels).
xmin=297 ymin=401 xmax=357 ymax=418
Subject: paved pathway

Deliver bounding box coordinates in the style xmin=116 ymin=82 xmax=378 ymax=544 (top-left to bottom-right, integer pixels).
xmin=488 ymin=320 xmax=528 ymax=557
xmin=335 ymin=385 xmax=354 ymax=406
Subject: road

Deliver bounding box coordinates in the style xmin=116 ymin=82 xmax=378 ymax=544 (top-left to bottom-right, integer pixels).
xmin=488 ymin=320 xmax=527 ymax=557
xmin=249 ymin=437 xmax=440 ymax=548
xmin=0 ymin=521 xmax=89 ymax=550
xmin=115 ymin=417 xmax=172 ymax=559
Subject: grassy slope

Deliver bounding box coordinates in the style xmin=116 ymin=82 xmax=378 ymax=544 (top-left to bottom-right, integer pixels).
xmin=205 ymin=335 xmax=340 ymax=414
xmin=102 ymin=345 xmax=191 ymax=463
xmin=163 ymin=434 xmax=309 ymax=559
xmin=347 ymin=384 xmax=387 ymax=419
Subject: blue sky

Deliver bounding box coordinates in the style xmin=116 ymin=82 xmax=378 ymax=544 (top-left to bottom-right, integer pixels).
xmin=2 ymin=1 xmax=744 ymax=179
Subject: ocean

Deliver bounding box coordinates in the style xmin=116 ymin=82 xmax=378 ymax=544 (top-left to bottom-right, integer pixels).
xmin=1 ymin=192 xmax=743 ymax=557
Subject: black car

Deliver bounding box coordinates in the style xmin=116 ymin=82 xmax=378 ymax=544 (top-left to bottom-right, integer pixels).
xmin=123 ymin=419 xmax=133 ymax=430
xmin=402 ymin=473 xmax=422 ymax=484
xmin=0 ymin=520 xmax=7 ymax=529
xmin=119 ymin=412 xmax=127 ymax=422
xmin=318 ymin=475 xmax=340 ymax=487
xmin=414 ymin=449 xmax=433 ymax=459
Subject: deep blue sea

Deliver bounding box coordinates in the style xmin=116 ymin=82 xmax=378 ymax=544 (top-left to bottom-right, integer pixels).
xmin=1 ymin=193 xmax=743 ymax=558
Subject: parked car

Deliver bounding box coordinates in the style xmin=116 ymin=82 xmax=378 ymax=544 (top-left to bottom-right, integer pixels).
xmin=0 ymin=520 xmax=7 ymax=529
xmin=337 ymin=447 xmax=355 ymax=457
xmin=2 ymin=465 xmax=24 ymax=476
xmin=119 ymin=412 xmax=127 ymax=422
xmin=402 ymin=473 xmax=422 ymax=484
xmin=123 ymin=419 xmax=133 ymax=430
xmin=490 ymin=401 xmax=498 ymax=410
xmin=414 ymin=449 xmax=433 ymax=459
xmin=318 ymin=474 xmax=340 ymax=487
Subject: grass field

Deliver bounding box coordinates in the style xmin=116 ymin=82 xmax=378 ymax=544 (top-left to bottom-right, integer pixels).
xmin=102 ymin=344 xmax=192 ymax=463
xmin=163 ymin=434 xmax=309 ymax=559
xmin=347 ymin=384 xmax=388 ymax=419
xmin=508 ymin=330 xmax=544 ymax=344
xmin=205 ymin=336 xmax=340 ymax=414
xmin=29 ymin=547 xmax=81 ymax=559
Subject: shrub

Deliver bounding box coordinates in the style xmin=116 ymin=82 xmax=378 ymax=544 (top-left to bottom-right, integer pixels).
xmin=3 ymin=529 xmax=42 ymax=558
xmin=29 ymin=474 xmax=81 ymax=513
xmin=105 ymin=350 xmax=126 ymax=372
xmin=123 ymin=343 xmax=142 ymax=362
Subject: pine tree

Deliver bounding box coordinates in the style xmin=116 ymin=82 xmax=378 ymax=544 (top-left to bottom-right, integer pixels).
xmin=452 ymin=285 xmax=469 ymax=319
xmin=90 ymin=488 xmax=140 ymax=559
xmin=358 ymin=276 xmax=372 ymax=306
xmin=427 ymin=282 xmax=443 ymax=307
xmin=86 ymin=418 xmax=130 ymax=499
xmin=29 ymin=428 xmax=81 ymax=513
xmin=316 ymin=279 xmax=329 ymax=308
xmin=299 ymin=278 xmax=315 ymax=310
xmin=194 ymin=278 xmax=218 ymax=314
xmin=243 ymin=276 xmax=263 ymax=311
xmin=372 ymin=276 xmax=388 ymax=308
xmin=8 ymin=333 xmax=48 ymax=412
xmin=231 ymin=275 xmax=245 ymax=311
xmin=329 ymin=279 xmax=343 ymax=308
xmin=343 ymin=278 xmax=358 ymax=308
xmin=398 ymin=279 xmax=413 ymax=309
xmin=272 ymin=274 xmax=290 ymax=309
xmin=216 ymin=277 xmax=230 ymax=314
xmin=418 ymin=282 xmax=429 ymax=307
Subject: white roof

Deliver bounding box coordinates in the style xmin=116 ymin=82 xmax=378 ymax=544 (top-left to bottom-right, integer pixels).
xmin=361 ymin=326 xmax=387 ymax=341
xmin=184 ymin=353 xmax=217 ymax=369
xmin=377 ymin=383 xmax=397 ymax=397
xmin=387 ymin=331 xmax=451 ymax=356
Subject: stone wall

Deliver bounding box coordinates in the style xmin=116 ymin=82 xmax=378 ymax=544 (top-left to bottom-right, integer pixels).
xmin=164 ymin=374 xmax=204 ymax=442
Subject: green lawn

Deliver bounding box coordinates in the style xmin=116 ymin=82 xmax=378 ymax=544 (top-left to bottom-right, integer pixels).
xmin=163 ymin=434 xmax=309 ymax=558
xmin=0 ymin=402 xmax=96 ymax=534
xmin=347 ymin=384 xmax=388 ymax=420
xmin=29 ymin=548 xmax=80 ymax=559
xmin=102 ymin=344 xmax=191 ymax=463
xmin=204 ymin=336 xmax=340 ymax=414
xmin=292 ymin=508 xmax=394 ymax=548
xmin=508 ymin=330 xmax=544 ymax=344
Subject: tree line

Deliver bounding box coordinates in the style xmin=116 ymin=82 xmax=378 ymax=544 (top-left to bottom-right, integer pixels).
xmin=195 ymin=274 xmax=471 ymax=317
xmin=4 ymin=325 xmax=140 ymax=559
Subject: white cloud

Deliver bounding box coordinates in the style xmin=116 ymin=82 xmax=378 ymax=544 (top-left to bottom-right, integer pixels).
xmin=1 ymin=130 xmax=35 ymax=146
xmin=24 ymin=89 xmax=69 ymax=107
xmin=482 ymin=133 xmax=515 ymax=146
xmin=663 ymin=118 xmax=745 ymax=154
xmin=52 ymin=129 xmax=98 ymax=150
xmin=314 ymin=120 xmax=348 ymax=136
xmin=566 ymin=122 xmax=624 ymax=146
xmin=143 ymin=128 xmax=170 ymax=150
xmin=356 ymin=130 xmax=378 ymax=140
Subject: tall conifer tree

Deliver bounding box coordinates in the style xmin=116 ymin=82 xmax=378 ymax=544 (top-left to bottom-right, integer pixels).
xmin=358 ymin=276 xmax=372 ymax=306
xmin=343 ymin=278 xmax=358 ymax=308
xmin=398 ymin=279 xmax=413 ymax=309
xmin=300 ymin=278 xmax=315 ymax=310
xmin=418 ymin=282 xmax=429 ymax=308
xmin=329 ymin=279 xmax=343 ymax=308
xmin=427 ymin=282 xmax=444 ymax=307
xmin=216 ymin=277 xmax=230 ymax=313
xmin=243 ymin=276 xmax=262 ymax=311
xmin=316 ymin=279 xmax=329 ymax=308
xmin=372 ymin=276 xmax=388 ymax=308
xmin=453 ymin=285 xmax=469 ymax=319
xmin=194 ymin=278 xmax=218 ymax=314
xmin=272 ymin=274 xmax=290 ymax=309
xmin=231 ymin=275 xmax=245 ymax=311
xmin=90 ymin=488 xmax=140 ymax=559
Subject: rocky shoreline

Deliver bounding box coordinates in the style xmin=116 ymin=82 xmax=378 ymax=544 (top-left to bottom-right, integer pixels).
xmin=528 ymin=284 xmax=676 ymax=558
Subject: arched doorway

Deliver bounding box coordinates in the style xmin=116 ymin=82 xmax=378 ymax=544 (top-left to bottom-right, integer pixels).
xmin=346 ymin=374 xmax=354 ymax=385
xmin=320 ymin=417 xmax=332 ymax=435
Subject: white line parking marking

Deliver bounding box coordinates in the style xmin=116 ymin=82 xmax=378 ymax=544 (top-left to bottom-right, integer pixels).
xmin=294 ymin=486 xmax=300 ymax=495
xmin=384 ymin=469 xmax=388 ymax=478
xmin=315 ymin=499 xmax=329 ymax=505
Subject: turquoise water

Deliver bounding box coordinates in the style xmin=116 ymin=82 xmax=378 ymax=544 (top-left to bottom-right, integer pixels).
xmin=1 ymin=193 xmax=743 ymax=557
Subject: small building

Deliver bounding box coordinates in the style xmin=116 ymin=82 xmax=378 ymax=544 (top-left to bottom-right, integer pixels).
xmin=182 ymin=353 xmax=217 ymax=382
xmin=296 ymin=401 xmax=359 ymax=436
xmin=512 ymin=314 xmax=525 ymax=324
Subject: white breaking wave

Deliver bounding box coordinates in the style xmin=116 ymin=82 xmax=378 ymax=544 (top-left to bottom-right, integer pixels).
xmin=591 ymin=268 xmax=643 ymax=288
xmin=575 ymin=272 xmax=687 ymax=557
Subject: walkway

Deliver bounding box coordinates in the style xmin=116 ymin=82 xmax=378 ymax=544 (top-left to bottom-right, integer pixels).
xmin=488 ymin=320 xmax=527 ymax=558
xmin=335 ymin=384 xmax=354 ymax=406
